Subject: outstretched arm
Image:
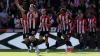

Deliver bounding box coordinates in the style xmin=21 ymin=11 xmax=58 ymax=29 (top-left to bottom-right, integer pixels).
xmin=15 ymin=0 xmax=25 ymax=13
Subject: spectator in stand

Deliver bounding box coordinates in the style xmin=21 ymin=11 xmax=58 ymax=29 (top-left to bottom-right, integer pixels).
xmin=85 ymin=3 xmax=96 ymax=18
xmin=9 ymin=2 xmax=17 ymax=19
xmin=14 ymin=14 xmax=21 ymax=28
xmin=0 ymin=0 xmax=98 ymax=28
xmin=7 ymin=14 xmax=14 ymax=28
xmin=0 ymin=7 xmax=8 ymax=28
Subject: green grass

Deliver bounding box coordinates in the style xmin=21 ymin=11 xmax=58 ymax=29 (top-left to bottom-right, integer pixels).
xmin=0 ymin=49 xmax=100 ymax=56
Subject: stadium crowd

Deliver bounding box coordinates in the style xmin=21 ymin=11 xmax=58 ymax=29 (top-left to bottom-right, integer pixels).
xmin=0 ymin=0 xmax=100 ymax=29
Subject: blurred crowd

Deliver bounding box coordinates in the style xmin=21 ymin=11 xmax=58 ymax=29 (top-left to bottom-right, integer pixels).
xmin=0 ymin=0 xmax=100 ymax=29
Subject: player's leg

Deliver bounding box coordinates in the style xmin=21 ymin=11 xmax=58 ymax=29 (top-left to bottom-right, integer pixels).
xmin=62 ymin=33 xmax=69 ymax=52
xmin=67 ymin=34 xmax=73 ymax=52
xmin=94 ymin=32 xmax=98 ymax=51
xmin=62 ymin=30 xmax=69 ymax=52
xmin=30 ymin=35 xmax=40 ymax=54
xmin=39 ymin=31 xmax=45 ymax=43
xmin=79 ymin=34 xmax=84 ymax=51
xmin=85 ymin=32 xmax=90 ymax=50
xmin=64 ymin=34 xmax=73 ymax=52
xmin=52 ymin=32 xmax=62 ymax=49
xmin=23 ymin=34 xmax=31 ymax=52
xmin=62 ymin=30 xmax=71 ymax=52
xmin=29 ymin=29 xmax=39 ymax=52
xmin=45 ymin=32 xmax=49 ymax=53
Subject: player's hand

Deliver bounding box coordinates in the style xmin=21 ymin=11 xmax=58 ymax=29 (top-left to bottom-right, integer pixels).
xmin=39 ymin=23 xmax=44 ymax=28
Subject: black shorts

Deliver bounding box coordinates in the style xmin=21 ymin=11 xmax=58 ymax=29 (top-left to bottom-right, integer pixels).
xmin=28 ymin=28 xmax=37 ymax=36
xmin=23 ymin=33 xmax=29 ymax=39
xmin=40 ymin=31 xmax=49 ymax=37
xmin=88 ymin=31 xmax=96 ymax=36
xmin=62 ymin=30 xmax=69 ymax=35
xmin=57 ymin=32 xmax=62 ymax=38
xmin=23 ymin=30 xmax=29 ymax=39
xmin=76 ymin=33 xmax=84 ymax=39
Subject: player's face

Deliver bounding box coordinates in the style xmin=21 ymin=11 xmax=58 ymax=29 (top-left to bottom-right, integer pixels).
xmin=90 ymin=14 xmax=94 ymax=18
xmin=42 ymin=10 xmax=46 ymax=15
xmin=61 ymin=10 xmax=65 ymax=14
xmin=79 ymin=14 xmax=83 ymax=19
xmin=29 ymin=6 xmax=35 ymax=12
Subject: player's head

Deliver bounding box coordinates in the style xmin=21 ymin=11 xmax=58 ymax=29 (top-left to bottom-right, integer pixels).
xmin=79 ymin=13 xmax=84 ymax=19
xmin=60 ymin=8 xmax=66 ymax=14
xmin=41 ymin=8 xmax=46 ymax=15
xmin=29 ymin=4 xmax=36 ymax=12
xmin=90 ymin=12 xmax=94 ymax=17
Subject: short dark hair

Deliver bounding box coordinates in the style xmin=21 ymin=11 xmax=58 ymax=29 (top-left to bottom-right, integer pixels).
xmin=60 ymin=8 xmax=66 ymax=13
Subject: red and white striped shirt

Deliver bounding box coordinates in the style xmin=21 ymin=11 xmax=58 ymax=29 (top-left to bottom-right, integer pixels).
xmin=27 ymin=12 xmax=38 ymax=29
xmin=88 ymin=17 xmax=96 ymax=32
xmin=57 ymin=16 xmax=62 ymax=32
xmin=68 ymin=20 xmax=75 ymax=33
xmin=76 ymin=18 xmax=87 ymax=34
xmin=40 ymin=15 xmax=51 ymax=31
xmin=20 ymin=18 xmax=28 ymax=34
xmin=58 ymin=13 xmax=71 ymax=31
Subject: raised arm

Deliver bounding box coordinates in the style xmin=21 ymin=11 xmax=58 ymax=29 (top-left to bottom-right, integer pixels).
xmin=15 ymin=0 xmax=25 ymax=13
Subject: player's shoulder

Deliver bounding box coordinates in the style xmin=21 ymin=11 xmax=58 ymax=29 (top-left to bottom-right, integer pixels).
xmin=82 ymin=18 xmax=86 ymax=20
xmin=66 ymin=13 xmax=70 ymax=16
xmin=40 ymin=15 xmax=43 ymax=18
xmin=20 ymin=17 xmax=24 ymax=20
xmin=59 ymin=14 xmax=62 ymax=18
xmin=46 ymin=15 xmax=50 ymax=18
xmin=24 ymin=10 xmax=29 ymax=14
xmin=76 ymin=18 xmax=79 ymax=20
xmin=93 ymin=17 xmax=96 ymax=19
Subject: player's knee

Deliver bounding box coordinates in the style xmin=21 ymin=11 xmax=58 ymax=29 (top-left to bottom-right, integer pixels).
xmin=45 ymin=38 xmax=48 ymax=43
xmin=29 ymin=36 xmax=35 ymax=41
xmin=45 ymin=34 xmax=49 ymax=37
xmin=39 ymin=36 xmax=43 ymax=41
xmin=24 ymin=38 xmax=29 ymax=44
xmin=45 ymin=41 xmax=48 ymax=44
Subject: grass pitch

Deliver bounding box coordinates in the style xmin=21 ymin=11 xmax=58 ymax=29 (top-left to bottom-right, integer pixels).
xmin=0 ymin=49 xmax=100 ymax=56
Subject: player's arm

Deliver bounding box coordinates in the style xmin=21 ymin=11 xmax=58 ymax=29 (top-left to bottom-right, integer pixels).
xmin=45 ymin=16 xmax=51 ymax=27
xmin=74 ymin=19 xmax=77 ymax=34
xmin=87 ymin=18 xmax=90 ymax=30
xmin=39 ymin=16 xmax=43 ymax=28
xmin=20 ymin=18 xmax=24 ymax=28
xmin=84 ymin=19 xmax=89 ymax=32
xmin=56 ymin=17 xmax=59 ymax=23
xmin=68 ymin=14 xmax=72 ymax=20
xmin=72 ymin=21 xmax=75 ymax=30
xmin=58 ymin=15 xmax=61 ymax=24
xmin=34 ymin=12 xmax=38 ymax=18
xmin=15 ymin=0 xmax=25 ymax=13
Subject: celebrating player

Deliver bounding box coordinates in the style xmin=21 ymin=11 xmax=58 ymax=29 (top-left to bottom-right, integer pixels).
xmin=85 ymin=12 xmax=98 ymax=51
xmin=39 ymin=8 xmax=51 ymax=53
xmin=20 ymin=16 xmax=31 ymax=52
xmin=15 ymin=0 xmax=40 ymax=55
xmin=54 ymin=8 xmax=73 ymax=52
xmin=75 ymin=12 xmax=87 ymax=51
